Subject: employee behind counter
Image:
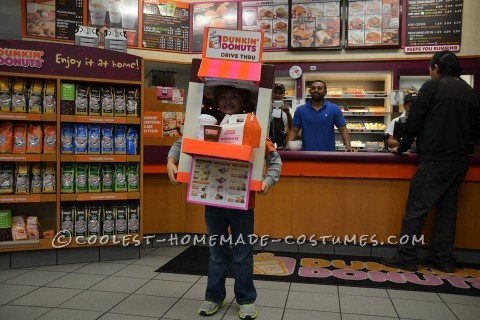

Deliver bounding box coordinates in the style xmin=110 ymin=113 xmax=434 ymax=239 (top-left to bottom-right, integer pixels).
xmin=385 ymin=92 xmax=418 ymax=149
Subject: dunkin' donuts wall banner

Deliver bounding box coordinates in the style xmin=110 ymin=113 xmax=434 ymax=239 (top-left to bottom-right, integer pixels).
xmin=0 ymin=40 xmax=142 ymax=81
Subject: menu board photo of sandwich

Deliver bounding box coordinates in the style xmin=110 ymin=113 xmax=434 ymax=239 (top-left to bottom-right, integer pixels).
xmin=346 ymin=0 xmax=400 ymax=48
xmin=191 ymin=2 xmax=238 ymax=52
xmin=241 ymin=1 xmax=289 ymax=50
xmin=289 ymin=0 xmax=341 ymax=50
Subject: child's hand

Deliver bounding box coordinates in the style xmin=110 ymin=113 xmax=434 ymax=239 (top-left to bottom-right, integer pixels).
xmin=258 ymin=181 xmax=270 ymax=195
xmin=167 ymin=158 xmax=180 ymax=185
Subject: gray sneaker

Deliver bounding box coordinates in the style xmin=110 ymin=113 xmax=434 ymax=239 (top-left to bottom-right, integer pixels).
xmin=239 ymin=303 xmax=258 ymax=320
xmin=198 ymin=300 xmax=226 ymax=316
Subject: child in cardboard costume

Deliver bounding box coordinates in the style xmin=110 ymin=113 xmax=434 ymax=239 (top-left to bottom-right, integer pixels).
xmin=167 ymin=80 xmax=281 ymax=319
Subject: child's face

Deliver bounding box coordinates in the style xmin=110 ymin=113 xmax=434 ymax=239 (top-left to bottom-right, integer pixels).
xmin=216 ymin=88 xmax=245 ymax=115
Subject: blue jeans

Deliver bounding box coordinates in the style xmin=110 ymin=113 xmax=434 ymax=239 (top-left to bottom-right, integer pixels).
xmin=204 ymin=205 xmax=256 ymax=305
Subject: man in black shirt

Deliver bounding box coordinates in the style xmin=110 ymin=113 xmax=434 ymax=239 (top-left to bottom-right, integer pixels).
xmin=382 ymin=51 xmax=479 ymax=273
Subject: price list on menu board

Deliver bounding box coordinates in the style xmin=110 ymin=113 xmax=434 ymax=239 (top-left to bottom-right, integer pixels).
xmin=404 ymin=0 xmax=463 ymax=52
xmin=241 ymin=1 xmax=289 ymax=50
xmin=25 ymin=0 xmax=83 ymax=41
xmin=56 ymin=0 xmax=84 ymax=40
xmin=289 ymin=0 xmax=342 ymax=50
xmin=346 ymin=0 xmax=400 ymax=48
xmin=142 ymin=0 xmax=189 ymax=52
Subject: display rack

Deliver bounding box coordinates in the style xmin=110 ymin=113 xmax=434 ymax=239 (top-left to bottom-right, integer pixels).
xmin=0 ymin=40 xmax=144 ymax=252
xmin=303 ymin=72 xmax=392 ymax=150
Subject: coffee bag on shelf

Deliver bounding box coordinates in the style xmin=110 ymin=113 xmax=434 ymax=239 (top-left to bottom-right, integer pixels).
xmin=101 ymin=87 xmax=114 ymax=116
xmin=89 ymin=86 xmax=101 ymax=116
xmin=12 ymin=123 xmax=27 ymax=154
xmin=75 ymin=85 xmax=89 ymax=115
xmin=26 ymin=123 xmax=43 ymax=154
xmin=43 ymin=80 xmax=56 ymax=114
xmin=0 ymin=76 xmax=11 ymax=112
xmin=12 ymin=78 xmax=27 ymax=113
xmin=0 ymin=122 xmax=13 ymax=153
xmin=114 ymin=87 xmax=126 ymax=116
xmin=28 ymin=80 xmax=43 ymax=113
xmin=126 ymin=87 xmax=139 ymax=117
xmin=43 ymin=123 xmax=56 ymax=154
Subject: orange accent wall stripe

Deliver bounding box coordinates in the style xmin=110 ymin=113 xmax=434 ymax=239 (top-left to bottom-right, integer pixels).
xmin=144 ymin=163 xmax=480 ymax=182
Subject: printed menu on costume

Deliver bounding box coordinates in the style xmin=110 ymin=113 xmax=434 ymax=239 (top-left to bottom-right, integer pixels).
xmin=289 ymin=0 xmax=341 ymax=50
xmin=191 ymin=2 xmax=238 ymax=52
xmin=346 ymin=0 xmax=400 ymax=48
xmin=88 ymin=0 xmax=139 ymax=46
xmin=142 ymin=0 xmax=189 ymax=52
xmin=404 ymin=0 xmax=463 ymax=52
xmin=187 ymin=157 xmax=252 ymax=210
xmin=26 ymin=0 xmax=83 ymax=41
xmin=240 ymin=1 xmax=289 ymax=50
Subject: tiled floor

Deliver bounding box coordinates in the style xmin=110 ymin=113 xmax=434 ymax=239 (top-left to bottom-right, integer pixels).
xmin=0 ymin=246 xmax=479 ymax=320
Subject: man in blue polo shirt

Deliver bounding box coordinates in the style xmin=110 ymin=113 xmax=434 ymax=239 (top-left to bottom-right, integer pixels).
xmin=287 ymin=80 xmax=353 ymax=151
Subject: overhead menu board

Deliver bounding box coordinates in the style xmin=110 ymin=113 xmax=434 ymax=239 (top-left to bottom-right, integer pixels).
xmin=142 ymin=0 xmax=189 ymax=52
xmin=289 ymin=0 xmax=342 ymax=50
xmin=191 ymin=2 xmax=238 ymax=52
xmin=240 ymin=1 xmax=289 ymax=50
xmin=88 ymin=0 xmax=139 ymax=46
xmin=26 ymin=0 xmax=83 ymax=41
xmin=346 ymin=0 xmax=401 ymax=48
xmin=404 ymin=0 xmax=463 ymax=52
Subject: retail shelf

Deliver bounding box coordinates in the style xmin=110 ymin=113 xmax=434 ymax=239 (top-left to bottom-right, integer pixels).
xmin=60 ymin=115 xmax=141 ymax=124
xmin=0 ymin=194 xmax=56 ymax=203
xmin=336 ymin=130 xmax=385 ymax=134
xmin=0 ymin=239 xmax=41 ymax=251
xmin=60 ymin=192 xmax=140 ymax=201
xmin=60 ymin=155 xmax=140 ymax=162
xmin=342 ymin=112 xmax=386 ymax=116
xmin=305 ymin=94 xmax=387 ymax=99
xmin=0 ymin=236 xmax=142 ymax=253
xmin=0 ymin=154 xmax=57 ymax=162
xmin=0 ymin=113 xmax=57 ymax=122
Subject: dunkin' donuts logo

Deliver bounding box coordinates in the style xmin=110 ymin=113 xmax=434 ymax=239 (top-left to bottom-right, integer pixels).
xmin=0 ymin=48 xmax=44 ymax=68
xmin=208 ymin=30 xmax=258 ymax=53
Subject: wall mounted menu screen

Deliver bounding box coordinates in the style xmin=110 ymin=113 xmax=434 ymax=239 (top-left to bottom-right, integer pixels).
xmin=88 ymin=0 xmax=139 ymax=46
xmin=26 ymin=0 xmax=83 ymax=41
xmin=346 ymin=0 xmax=400 ymax=48
xmin=404 ymin=0 xmax=463 ymax=52
xmin=289 ymin=0 xmax=341 ymax=50
xmin=191 ymin=2 xmax=238 ymax=52
xmin=240 ymin=1 xmax=289 ymax=50
xmin=142 ymin=0 xmax=189 ymax=52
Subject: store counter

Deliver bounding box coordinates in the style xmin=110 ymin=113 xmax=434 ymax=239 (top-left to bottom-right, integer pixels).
xmin=143 ymin=147 xmax=480 ymax=249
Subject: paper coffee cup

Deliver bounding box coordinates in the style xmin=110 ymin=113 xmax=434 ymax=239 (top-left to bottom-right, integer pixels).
xmin=204 ymin=125 xmax=222 ymax=142
xmin=89 ymin=0 xmax=107 ymax=26
xmin=198 ymin=114 xmax=218 ymax=140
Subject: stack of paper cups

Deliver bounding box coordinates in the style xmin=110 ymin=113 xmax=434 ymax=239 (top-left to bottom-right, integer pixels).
xmin=198 ymin=114 xmax=218 ymax=140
